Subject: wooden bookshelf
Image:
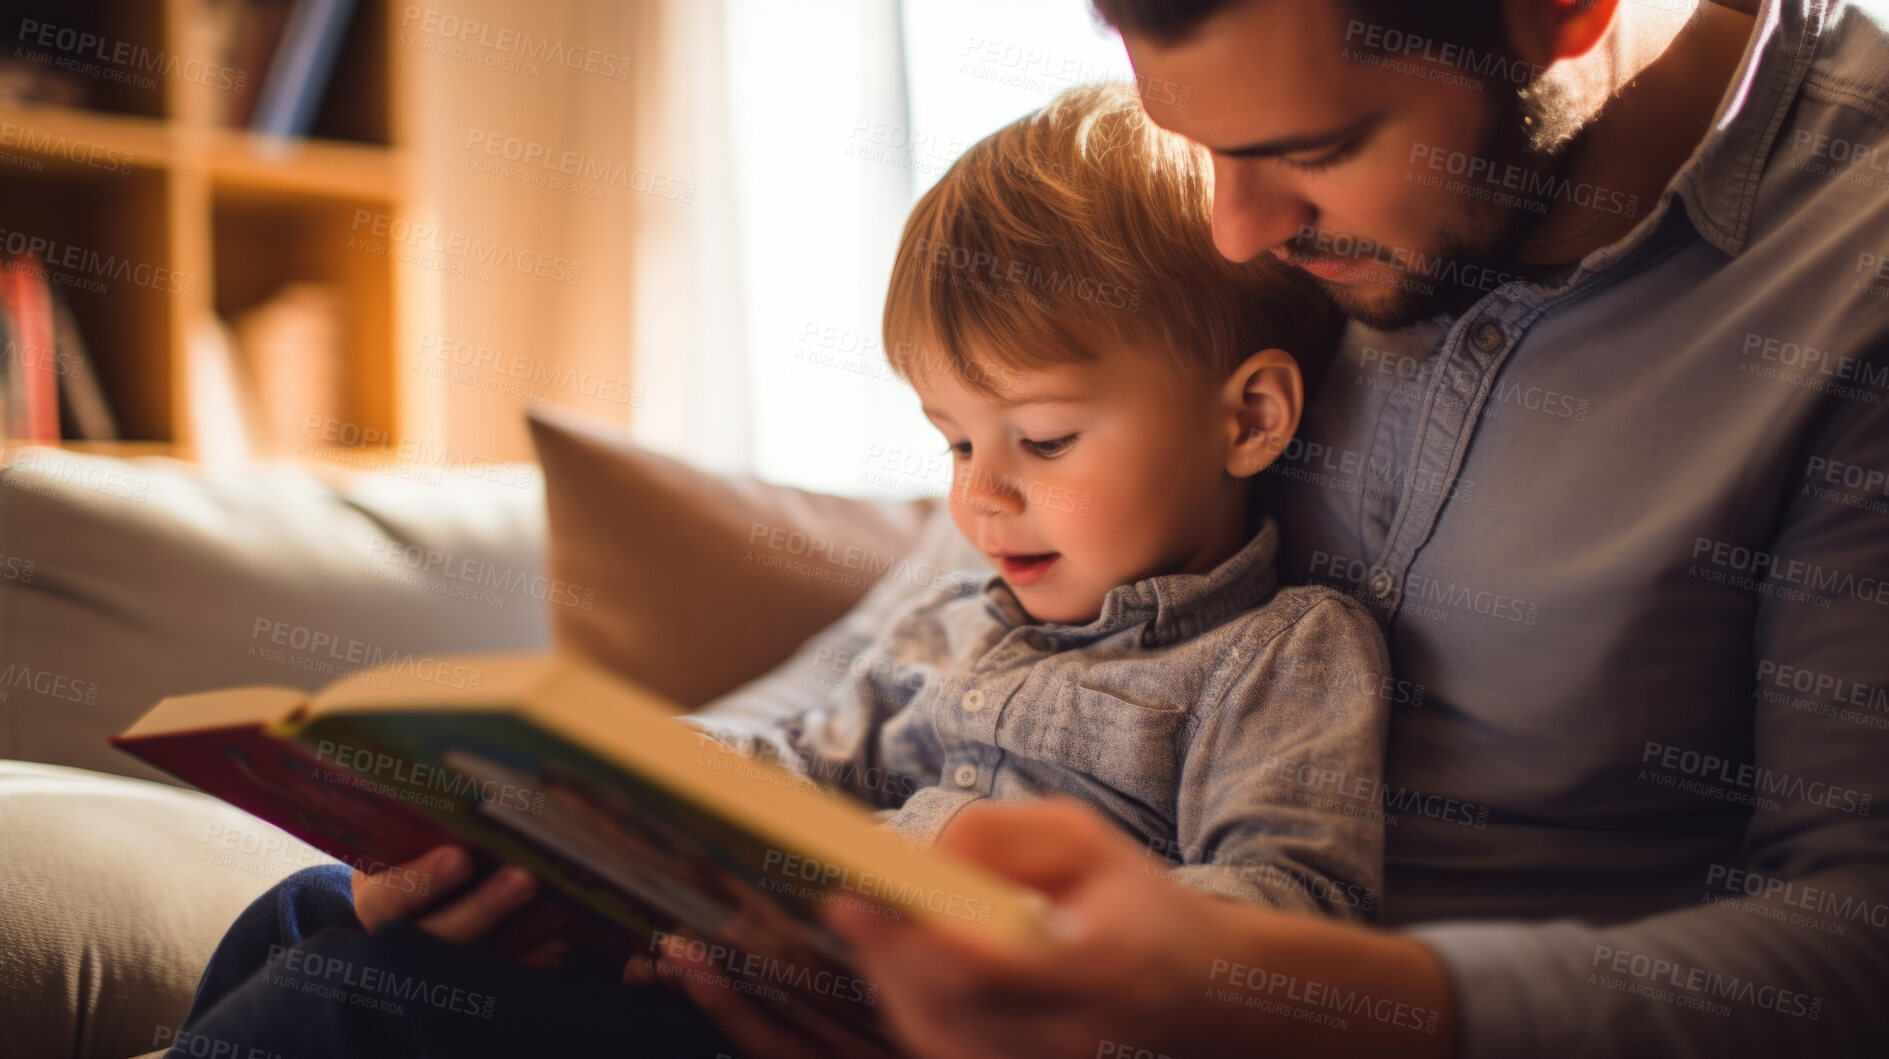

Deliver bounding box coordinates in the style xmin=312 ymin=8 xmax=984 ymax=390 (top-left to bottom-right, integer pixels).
xmin=0 ymin=0 xmax=433 ymax=456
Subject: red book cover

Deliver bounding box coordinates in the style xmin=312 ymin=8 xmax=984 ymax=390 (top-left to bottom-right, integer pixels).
xmin=1 ymin=255 xmax=58 ymax=441
xmin=113 ymin=708 xmax=584 ymax=963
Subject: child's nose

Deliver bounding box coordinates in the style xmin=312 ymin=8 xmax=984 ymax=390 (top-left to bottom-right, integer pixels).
xmin=951 ymin=463 xmax=1025 ymax=516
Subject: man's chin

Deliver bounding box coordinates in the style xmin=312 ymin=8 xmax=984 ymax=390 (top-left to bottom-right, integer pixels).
xmin=1321 ymin=279 xmax=1442 ymax=333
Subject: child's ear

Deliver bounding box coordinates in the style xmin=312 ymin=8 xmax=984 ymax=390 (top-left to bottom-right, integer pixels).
xmin=1221 ymin=348 xmax=1303 ymax=478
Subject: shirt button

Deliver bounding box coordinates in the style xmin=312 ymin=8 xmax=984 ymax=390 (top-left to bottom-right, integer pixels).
xmin=953 ymin=765 xmax=977 ymax=788
xmin=960 ymin=689 xmax=985 ymax=712
xmin=1472 ymin=320 xmax=1504 ymax=353
xmin=1367 ymin=569 xmax=1395 ymax=599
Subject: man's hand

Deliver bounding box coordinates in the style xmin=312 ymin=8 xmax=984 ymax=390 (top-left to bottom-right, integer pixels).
xmin=824 ymin=799 xmax=1458 ymax=1059
xmin=351 ymin=845 xmax=571 ymax=968
xmin=626 ymin=928 xmax=903 ymax=1059
xmin=822 ymin=799 xmax=1235 ymax=1059
xmin=623 ymin=872 xmax=902 ymax=1059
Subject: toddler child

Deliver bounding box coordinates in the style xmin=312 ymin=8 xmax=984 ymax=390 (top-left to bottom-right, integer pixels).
xmin=693 ymin=81 xmax=1390 ymax=918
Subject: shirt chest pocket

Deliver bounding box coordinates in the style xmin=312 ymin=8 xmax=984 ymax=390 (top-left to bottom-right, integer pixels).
xmin=1004 ymin=677 xmax=1187 ymax=806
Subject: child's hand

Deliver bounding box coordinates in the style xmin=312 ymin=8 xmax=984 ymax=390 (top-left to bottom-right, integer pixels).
xmin=351 ymin=845 xmax=571 ymax=969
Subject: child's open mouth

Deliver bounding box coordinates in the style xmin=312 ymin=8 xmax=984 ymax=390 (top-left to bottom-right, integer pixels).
xmin=999 ymin=553 xmax=1059 ymax=586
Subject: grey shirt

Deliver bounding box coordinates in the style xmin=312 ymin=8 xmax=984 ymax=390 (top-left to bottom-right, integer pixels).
xmin=1262 ymin=1 xmax=1889 ymax=1054
xmin=694 ymin=518 xmax=1392 ymax=920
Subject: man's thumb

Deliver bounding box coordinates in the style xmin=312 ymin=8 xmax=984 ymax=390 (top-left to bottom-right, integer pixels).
xmin=935 ymin=798 xmax=1143 ymax=897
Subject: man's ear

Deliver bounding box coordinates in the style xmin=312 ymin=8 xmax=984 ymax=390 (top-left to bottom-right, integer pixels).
xmin=1222 ymin=348 xmax=1302 ymax=479
xmin=1503 ymin=0 xmax=1620 ymax=66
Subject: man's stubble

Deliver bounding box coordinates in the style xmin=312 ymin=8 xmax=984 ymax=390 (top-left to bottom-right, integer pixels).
xmin=1299 ymin=78 xmax=1582 ymax=331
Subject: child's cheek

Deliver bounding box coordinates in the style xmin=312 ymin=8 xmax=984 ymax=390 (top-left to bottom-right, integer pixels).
xmin=946 ymin=476 xmax=981 ymax=537
xmin=1042 ymin=486 xmax=1106 ymax=565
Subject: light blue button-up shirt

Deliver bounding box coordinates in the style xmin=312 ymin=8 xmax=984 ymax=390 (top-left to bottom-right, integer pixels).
xmin=1263 ymin=1 xmax=1889 ymax=1054
xmin=694 ymin=519 xmax=1394 ymax=919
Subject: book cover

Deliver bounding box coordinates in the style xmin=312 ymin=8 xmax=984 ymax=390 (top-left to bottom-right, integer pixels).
xmin=204 ymin=0 xmax=296 ymax=127
xmin=112 ymin=652 xmax=1043 ymax=1037
xmin=0 ymin=285 xmax=12 ymax=440
xmin=49 ymin=289 xmax=119 ymax=441
xmin=251 ymin=0 xmax=358 ymax=138
xmin=1 ymin=255 xmax=59 ymax=441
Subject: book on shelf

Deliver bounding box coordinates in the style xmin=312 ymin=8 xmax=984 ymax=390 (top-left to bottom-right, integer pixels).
xmin=110 ymin=651 xmax=1045 ymax=1040
xmin=0 ymin=58 xmax=86 ymax=108
xmin=0 ymin=268 xmax=12 ymax=439
xmin=202 ymin=0 xmax=297 ymax=127
xmin=234 ymin=282 xmax=345 ymax=453
xmin=252 ymin=0 xmax=359 ymax=138
xmin=0 ymin=256 xmax=119 ymax=443
xmin=1 ymin=253 xmax=59 ymax=443
xmin=0 ymin=3 xmax=99 ymax=108
xmin=49 ymin=289 xmax=119 ymax=442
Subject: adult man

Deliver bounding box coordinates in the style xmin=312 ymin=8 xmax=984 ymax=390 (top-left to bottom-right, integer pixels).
xmin=806 ymin=1 xmax=1889 ymax=1057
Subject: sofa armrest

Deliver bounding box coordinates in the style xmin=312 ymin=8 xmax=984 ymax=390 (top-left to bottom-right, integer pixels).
xmin=0 ymin=446 xmax=548 ymax=781
xmin=0 ymin=760 xmax=335 ymax=1059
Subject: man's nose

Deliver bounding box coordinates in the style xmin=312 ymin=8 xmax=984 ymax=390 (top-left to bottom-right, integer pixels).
xmin=1210 ymin=156 xmax=1313 ymax=263
xmin=952 ymin=462 xmax=1025 ymax=516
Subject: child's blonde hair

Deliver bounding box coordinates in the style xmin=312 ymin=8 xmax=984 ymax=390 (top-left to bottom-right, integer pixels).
xmin=884 ymin=82 xmax=1341 ymax=394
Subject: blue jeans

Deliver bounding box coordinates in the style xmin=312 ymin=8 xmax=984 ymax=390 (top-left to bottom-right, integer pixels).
xmin=170 ymin=864 xmax=739 ymax=1058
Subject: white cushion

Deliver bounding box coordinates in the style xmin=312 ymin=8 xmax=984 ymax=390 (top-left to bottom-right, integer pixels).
xmin=0 ymin=760 xmax=333 ymax=1059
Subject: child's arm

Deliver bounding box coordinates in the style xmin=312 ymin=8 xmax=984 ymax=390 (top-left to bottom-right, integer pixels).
xmin=1167 ymin=590 xmax=1393 ymax=921
xmin=682 ymin=602 xmax=951 ymax=809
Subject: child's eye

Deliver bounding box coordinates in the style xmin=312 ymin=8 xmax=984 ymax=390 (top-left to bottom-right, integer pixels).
xmin=1278 ymin=134 xmax=1367 ymax=174
xmin=1023 ymin=433 xmax=1078 ymax=459
xmin=944 ymin=441 xmax=972 ymax=459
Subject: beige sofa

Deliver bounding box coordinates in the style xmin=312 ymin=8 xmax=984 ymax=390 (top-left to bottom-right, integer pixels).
xmin=0 ymin=761 xmax=333 ymax=1059
xmin=0 ymin=435 xmax=937 ymax=1059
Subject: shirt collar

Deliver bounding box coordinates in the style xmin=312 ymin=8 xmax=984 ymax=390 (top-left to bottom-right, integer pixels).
xmin=1665 ymin=0 xmax=1826 ymax=256
xmin=979 ymin=516 xmax=1283 ymax=647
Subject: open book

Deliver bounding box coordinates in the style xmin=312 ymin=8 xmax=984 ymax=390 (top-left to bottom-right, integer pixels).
xmin=111 ymin=652 xmax=1043 ymax=1037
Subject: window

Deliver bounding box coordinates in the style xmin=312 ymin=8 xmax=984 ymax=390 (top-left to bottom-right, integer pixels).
xmin=701 ymin=0 xmax=1132 ymax=496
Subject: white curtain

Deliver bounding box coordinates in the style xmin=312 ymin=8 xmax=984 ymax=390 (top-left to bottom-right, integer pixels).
xmin=628 ymin=0 xmax=1133 ymax=495
xmin=621 ymin=0 xmax=755 ymax=475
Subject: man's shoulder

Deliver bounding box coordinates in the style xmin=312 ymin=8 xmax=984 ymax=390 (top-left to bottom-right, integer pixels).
xmin=1783 ymin=3 xmax=1889 ymax=187
xmin=1744 ymin=7 xmax=1889 ymax=357
xmin=1810 ymin=1 xmax=1889 ymax=121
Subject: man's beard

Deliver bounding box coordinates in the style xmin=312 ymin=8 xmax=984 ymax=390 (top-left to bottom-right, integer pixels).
xmin=1287 ymin=82 xmax=1577 ymax=331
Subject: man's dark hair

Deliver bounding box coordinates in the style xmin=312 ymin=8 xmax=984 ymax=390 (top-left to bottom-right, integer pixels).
xmin=1091 ymin=0 xmax=1504 ymax=50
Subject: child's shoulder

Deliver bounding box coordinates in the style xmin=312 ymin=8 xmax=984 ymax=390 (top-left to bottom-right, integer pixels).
xmin=1183 ymin=585 xmax=1392 ymax=713
xmin=1199 ymin=583 xmax=1388 ymax=683
xmin=1222 ymin=581 xmax=1381 ymax=643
